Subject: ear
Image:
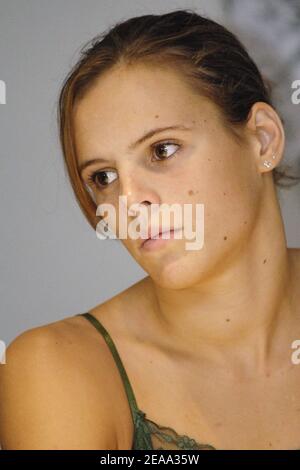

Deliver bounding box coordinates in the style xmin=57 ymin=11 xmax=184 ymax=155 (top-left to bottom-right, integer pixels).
xmin=246 ymin=102 xmax=285 ymax=174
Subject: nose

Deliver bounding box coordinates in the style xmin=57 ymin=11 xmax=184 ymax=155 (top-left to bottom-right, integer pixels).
xmin=122 ymin=190 xmax=156 ymax=229
xmin=118 ymin=172 xmax=161 ymax=238
xmin=119 ymin=171 xmax=160 ymax=210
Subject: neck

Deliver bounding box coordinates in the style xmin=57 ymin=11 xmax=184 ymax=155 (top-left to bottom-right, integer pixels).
xmin=146 ymin=191 xmax=298 ymax=377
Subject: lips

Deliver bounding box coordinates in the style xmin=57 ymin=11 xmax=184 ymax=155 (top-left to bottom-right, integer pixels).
xmin=140 ymin=227 xmax=180 ymax=247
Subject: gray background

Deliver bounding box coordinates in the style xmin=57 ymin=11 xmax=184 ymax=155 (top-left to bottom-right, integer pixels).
xmin=0 ymin=0 xmax=299 ymax=346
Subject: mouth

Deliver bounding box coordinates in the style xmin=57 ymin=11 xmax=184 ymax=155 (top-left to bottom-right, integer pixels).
xmin=140 ymin=227 xmax=182 ymax=250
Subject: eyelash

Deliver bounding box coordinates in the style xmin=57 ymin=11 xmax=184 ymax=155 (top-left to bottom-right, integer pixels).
xmin=85 ymin=140 xmax=181 ymax=191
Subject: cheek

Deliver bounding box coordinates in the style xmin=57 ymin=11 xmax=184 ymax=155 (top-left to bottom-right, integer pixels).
xmin=183 ymin=159 xmax=260 ymax=250
xmin=204 ymin=180 xmax=260 ymax=255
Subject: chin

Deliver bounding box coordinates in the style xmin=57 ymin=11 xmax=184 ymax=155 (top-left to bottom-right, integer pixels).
xmin=148 ymin=255 xmax=207 ymax=290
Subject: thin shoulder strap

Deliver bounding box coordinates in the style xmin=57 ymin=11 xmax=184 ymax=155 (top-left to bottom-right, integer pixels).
xmin=77 ymin=312 xmax=141 ymax=425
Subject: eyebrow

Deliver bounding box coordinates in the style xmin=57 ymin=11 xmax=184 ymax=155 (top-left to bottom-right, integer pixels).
xmin=78 ymin=124 xmax=192 ymax=175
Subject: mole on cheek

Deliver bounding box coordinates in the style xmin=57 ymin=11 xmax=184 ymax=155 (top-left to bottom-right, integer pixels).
xmin=215 ymin=421 xmax=223 ymax=427
xmin=155 ymin=114 xmax=159 ymax=118
xmin=188 ymin=189 xmax=194 ymax=196
xmin=263 ymin=258 xmax=267 ymax=264
xmin=223 ymin=236 xmax=227 ymax=240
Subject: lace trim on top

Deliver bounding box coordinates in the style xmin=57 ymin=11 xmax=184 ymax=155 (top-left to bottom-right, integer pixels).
xmin=133 ymin=409 xmax=216 ymax=450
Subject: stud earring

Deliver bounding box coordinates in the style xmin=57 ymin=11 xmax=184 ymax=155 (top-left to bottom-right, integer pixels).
xmin=263 ymin=160 xmax=272 ymax=168
xmin=272 ymin=154 xmax=276 ymax=160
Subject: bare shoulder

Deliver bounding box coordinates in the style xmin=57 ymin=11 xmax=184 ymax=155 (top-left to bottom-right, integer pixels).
xmin=0 ymin=276 xmax=152 ymax=450
xmin=0 ymin=314 xmax=120 ymax=449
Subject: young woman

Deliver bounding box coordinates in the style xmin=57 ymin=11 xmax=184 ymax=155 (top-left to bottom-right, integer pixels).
xmin=1 ymin=9 xmax=300 ymax=450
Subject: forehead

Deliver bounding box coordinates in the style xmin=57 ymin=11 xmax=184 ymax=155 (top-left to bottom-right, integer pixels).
xmin=73 ymin=63 xmax=220 ymax=162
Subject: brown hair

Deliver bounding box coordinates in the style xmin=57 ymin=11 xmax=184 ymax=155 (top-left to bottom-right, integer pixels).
xmin=57 ymin=8 xmax=300 ymax=230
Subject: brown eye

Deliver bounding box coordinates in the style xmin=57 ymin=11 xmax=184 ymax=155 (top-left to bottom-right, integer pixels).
xmin=87 ymin=170 xmax=117 ymax=190
xmin=152 ymin=141 xmax=181 ymax=161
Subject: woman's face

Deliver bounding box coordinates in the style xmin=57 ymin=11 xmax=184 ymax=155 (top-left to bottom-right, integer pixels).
xmin=74 ymin=62 xmax=264 ymax=289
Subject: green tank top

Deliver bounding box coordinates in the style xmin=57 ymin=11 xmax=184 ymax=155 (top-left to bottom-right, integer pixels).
xmin=77 ymin=312 xmax=216 ymax=450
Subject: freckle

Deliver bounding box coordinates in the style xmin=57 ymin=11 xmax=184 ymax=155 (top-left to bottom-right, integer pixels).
xmin=244 ymin=221 xmax=247 ymax=224
xmin=223 ymin=192 xmax=226 ymax=196
xmin=215 ymin=422 xmax=223 ymax=427
xmin=188 ymin=190 xmax=194 ymax=196
xmin=263 ymin=258 xmax=267 ymax=264
xmin=226 ymin=318 xmax=230 ymax=322
xmin=224 ymin=236 xmax=227 ymax=240
xmin=269 ymin=442 xmax=272 ymax=447
xmin=208 ymin=158 xmax=211 ymax=161
xmin=155 ymin=115 xmax=159 ymax=118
